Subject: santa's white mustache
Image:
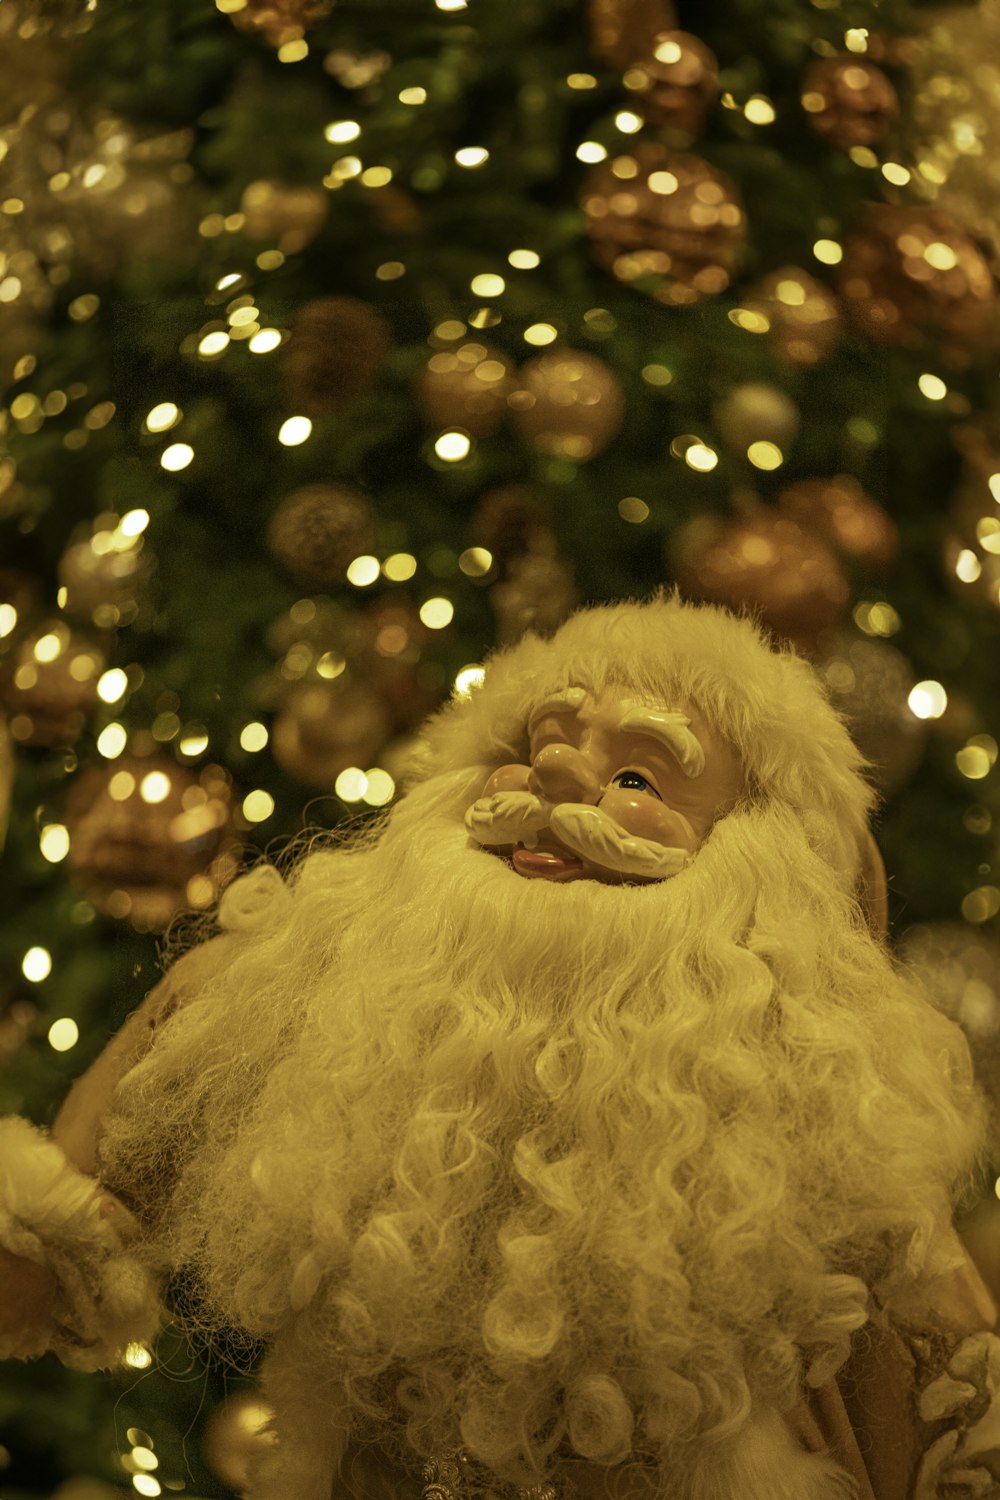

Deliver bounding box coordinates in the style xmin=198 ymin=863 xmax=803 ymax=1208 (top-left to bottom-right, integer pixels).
xmin=464 ymin=790 xmax=691 ymax=881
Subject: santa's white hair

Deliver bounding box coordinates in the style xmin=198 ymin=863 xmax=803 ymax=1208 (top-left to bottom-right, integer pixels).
xmin=99 ymin=595 xmax=983 ymax=1499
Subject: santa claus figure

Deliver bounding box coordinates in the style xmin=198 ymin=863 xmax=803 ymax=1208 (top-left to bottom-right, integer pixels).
xmin=0 ymin=596 xmax=996 ymax=1500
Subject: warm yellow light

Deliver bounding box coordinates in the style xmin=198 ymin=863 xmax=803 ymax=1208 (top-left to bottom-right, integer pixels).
xmin=813 ymin=238 xmax=843 ymax=265
xmin=925 ymin=241 xmax=958 ymax=271
xmin=567 ymin=73 xmax=597 ymax=89
xmin=48 ymin=1018 xmax=79 ymax=1052
xmin=240 ymin=721 xmax=269 ymax=752
xmin=455 ymin=147 xmax=489 ymax=167
xmin=278 ymin=416 xmax=312 ymax=446
xmin=744 ymin=96 xmax=776 ymax=125
xmin=955 ymin=549 xmax=982 ymax=583
xmin=108 ymin=771 xmax=136 ymax=800
xmin=216 ymin=272 xmax=242 ymax=290
xmin=648 ymin=170 xmax=679 ymax=195
xmin=399 ymin=87 xmax=427 ymax=105
xmin=178 ymin=727 xmax=209 ymax=756
xmin=243 ymin=789 xmax=275 ymax=823
xmin=845 ymin=27 xmax=869 ymax=51
xmin=97 ymin=723 xmax=127 ymax=758
xmin=509 ymin=249 xmax=540 ymax=269
xmin=325 ymin=120 xmax=361 ymax=143
xmin=454 ymin=665 xmax=485 ymax=697
xmin=131 ymin=1448 xmax=158 ymax=1473
xmin=346 ymin=555 xmax=381 ymax=587
xmin=34 ymin=632 xmax=64 ymax=663
xmin=40 ymin=824 xmax=70 ymax=863
xmin=618 ymin=497 xmax=650 ymax=523
xmin=435 ymin=0 xmax=467 ymax=8
xmin=247 ymin=328 xmax=282 ymax=354
xmin=434 ymin=430 xmax=472 ymax=461
xmin=641 ymin=364 xmax=673 ymax=385
xmin=524 ymin=323 xmax=558 ymax=346
xmin=470 ymin=273 xmax=505 ymax=297
xmin=853 ymin=600 xmax=901 ymax=637
xmin=23 ymin=947 xmax=52 ymax=982
xmin=140 ymin=771 xmax=171 ymax=804
xmin=97 ymin=668 xmax=128 ymax=704
xmin=121 ymin=508 xmax=150 ymax=536
xmin=918 ymin=373 xmax=947 ymax=401
xmin=962 ymin=886 xmax=1000 ymax=924
xmin=684 ymin=443 xmax=719 ymax=472
xmin=747 ymin=441 xmax=784 ymax=470
xmin=277 ymin=38 xmax=308 ymax=61
xmin=0 ymin=603 xmax=17 ymax=637
xmin=132 ymin=1475 xmax=161 ymax=1498
xmin=161 ymin=443 xmax=194 ymax=471
xmin=198 ymin=331 xmax=230 ymax=356
xmin=576 ymin=141 xmax=608 ymax=164
xmin=458 ymin=547 xmax=492 ymax=576
xmin=228 ymin=306 xmax=259 ymax=328
xmin=362 ymin=769 xmax=395 ymax=806
xmin=124 ymin=1344 xmax=152 ymax=1370
xmin=335 ymin=767 xmax=368 ymax=801
xmin=956 ymin=745 xmax=991 ymax=780
xmin=419 ymin=597 xmax=454 ymax=629
xmin=383 ymin=552 xmax=417 ymax=581
xmin=615 ymin=110 xmax=643 ymax=133
xmin=360 ymin=166 xmax=393 ymax=187
xmin=882 ymin=162 xmax=911 ymax=186
xmin=908 ymin=680 xmax=947 ymax=720
xmin=145 ymin=402 xmax=180 ymax=433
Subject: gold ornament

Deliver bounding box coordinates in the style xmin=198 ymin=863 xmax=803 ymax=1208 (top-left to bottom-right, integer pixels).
xmin=490 ymin=547 xmax=577 ymax=643
xmin=470 ymin=485 xmax=546 ymax=566
xmin=267 ymin=485 xmax=376 ymax=588
xmin=800 ymin=55 xmax=899 ymax=149
xmin=586 ymin=0 xmax=677 ymax=68
xmin=742 ymin=266 xmax=843 ymax=367
xmin=629 ymin=31 xmax=720 ymax=138
xmin=202 ymin=1393 xmax=278 ymax=1496
xmin=581 ymin=144 xmax=746 ymax=306
xmin=415 ymin=342 xmax=516 ymax=438
xmin=66 ymin=758 xmax=237 ymax=932
xmin=281 ymin=297 xmax=392 ymax=417
xmin=836 ymin=204 xmax=998 ymax=361
xmin=0 ymin=623 xmax=105 ymax=748
xmin=777 ymin=476 xmax=898 ymax=569
xmin=814 ymin=633 xmax=925 ymax=795
xmin=712 ymin=382 xmax=800 ymax=454
xmin=226 ymin=0 xmax=332 ymax=48
xmin=672 ymin=512 xmax=851 ymax=654
xmin=239 ymin=180 xmax=328 ymax=254
xmin=271 ymin=679 xmax=391 ymax=788
xmin=507 ymin=349 xmax=624 ymax=460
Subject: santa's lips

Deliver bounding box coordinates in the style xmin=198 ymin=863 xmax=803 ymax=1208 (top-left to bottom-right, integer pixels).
xmin=512 ymin=845 xmax=584 ymax=876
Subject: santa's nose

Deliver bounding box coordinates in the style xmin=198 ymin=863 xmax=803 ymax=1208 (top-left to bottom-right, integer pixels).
xmin=527 ymin=743 xmax=601 ymax=804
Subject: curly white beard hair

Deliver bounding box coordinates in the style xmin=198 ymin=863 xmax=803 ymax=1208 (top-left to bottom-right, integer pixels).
xmin=98 ymin=597 xmax=983 ymax=1500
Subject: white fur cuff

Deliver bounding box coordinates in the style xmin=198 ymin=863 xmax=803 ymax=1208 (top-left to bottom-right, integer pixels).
xmin=0 ymin=1116 xmax=161 ymax=1370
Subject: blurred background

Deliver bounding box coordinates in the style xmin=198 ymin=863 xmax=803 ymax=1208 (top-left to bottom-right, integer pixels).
xmin=1 ymin=0 xmax=1000 ymax=1494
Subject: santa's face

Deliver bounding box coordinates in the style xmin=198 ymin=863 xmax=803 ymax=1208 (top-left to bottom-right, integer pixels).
xmin=464 ymin=685 xmax=743 ymax=884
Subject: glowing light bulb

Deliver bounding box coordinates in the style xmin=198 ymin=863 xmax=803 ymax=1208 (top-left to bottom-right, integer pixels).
xmin=23 ymin=947 xmax=52 ymax=982
xmin=278 ymin=416 xmax=312 ymax=446
xmin=48 ymin=1018 xmax=79 ymax=1052
xmin=908 ymin=680 xmax=947 ymax=720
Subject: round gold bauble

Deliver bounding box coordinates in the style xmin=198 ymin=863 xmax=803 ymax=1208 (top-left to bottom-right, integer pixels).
xmin=586 ymin=0 xmax=677 ymax=68
xmin=267 ymin=485 xmax=376 ymax=588
xmin=800 ymin=55 xmax=899 ymax=149
xmin=713 ymin=382 xmax=800 ymax=454
xmin=239 ymin=180 xmax=329 ymax=254
xmin=582 ymin=144 xmax=746 ymax=306
xmin=271 ymin=679 xmax=391 ymax=788
xmin=672 ymin=512 xmax=851 ymax=653
xmin=282 ymin=296 xmax=392 ymax=417
xmin=777 ymin=476 xmax=898 ymax=569
xmin=415 ymin=341 xmax=516 ymax=438
xmin=0 ymin=625 xmax=105 ymax=748
xmin=364 ymin=599 xmax=443 ymax=730
xmin=65 ymin=758 xmax=236 ymax=932
xmin=58 ymin=535 xmax=151 ymax=625
xmin=742 ymin=266 xmax=842 ymax=367
xmin=490 ymin=549 xmax=577 ymax=643
xmin=227 ymin=0 xmax=332 ymax=47
xmin=507 ymin=349 xmax=624 ymax=460
xmin=203 ymin=1394 xmax=278 ymax=1497
xmin=470 ymin=484 xmax=545 ymax=566
xmin=836 ymin=205 xmax=997 ymax=358
xmin=629 ymin=31 xmax=720 ymax=137
xmin=814 ymin=633 xmax=925 ymax=795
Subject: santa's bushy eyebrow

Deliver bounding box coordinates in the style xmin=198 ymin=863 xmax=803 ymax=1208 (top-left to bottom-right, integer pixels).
xmin=525 ymin=689 xmax=705 ymax=779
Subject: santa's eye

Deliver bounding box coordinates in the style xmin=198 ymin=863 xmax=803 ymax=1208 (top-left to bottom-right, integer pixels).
xmin=610 ymin=770 xmax=662 ymax=800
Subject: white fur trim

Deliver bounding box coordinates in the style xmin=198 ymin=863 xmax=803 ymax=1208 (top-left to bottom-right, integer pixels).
xmin=914 ymin=1331 xmax=1000 ymax=1498
xmin=0 ymin=1117 xmax=161 ymax=1369
xmin=217 ymin=865 xmax=292 ymax=932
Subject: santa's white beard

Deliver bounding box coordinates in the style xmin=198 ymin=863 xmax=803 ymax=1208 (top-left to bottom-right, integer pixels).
xmin=100 ymin=768 xmax=983 ymax=1490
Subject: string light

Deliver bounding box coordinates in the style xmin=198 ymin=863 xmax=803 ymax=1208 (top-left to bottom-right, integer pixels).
xmin=362 ymin=769 xmax=395 ymax=806
xmin=39 ymin=825 xmax=70 ymax=863
xmin=97 ymin=668 xmax=128 ymax=703
xmin=243 ymin=790 xmax=275 ymax=822
xmin=278 ymin=416 xmax=312 ymax=446
xmin=249 ymin=329 xmax=282 ymax=353
xmin=161 ymin=443 xmax=194 ymax=471
xmin=346 ymin=556 xmax=380 ymax=587
xmin=383 ymin=552 xmax=417 ymax=581
xmin=813 ymin=238 xmax=843 ymax=265
xmin=121 ymin=508 xmax=150 ymax=536
xmin=454 ymin=665 xmax=485 ymax=696
xmin=124 ymin=1344 xmax=152 ymax=1370
xmin=524 ymin=323 xmax=558 ymax=346
xmin=97 ymin=723 xmax=127 ymax=758
xmin=145 ymin=403 xmax=180 ymax=433
xmin=48 ymin=1018 xmax=79 ymax=1052
xmin=240 ymin=722 xmax=269 ymax=751
xmin=455 ymin=147 xmax=489 ymax=167
xmin=198 ymin=331 xmax=230 ymax=357
xmin=139 ymin=771 xmax=171 ymax=804
xmin=469 ymin=273 xmax=505 ymax=297
xmin=576 ymin=142 xmax=607 ymax=163
xmin=508 ymin=249 xmax=540 ymax=268
xmin=618 ymin=497 xmax=650 ymax=523
xmin=684 ymin=442 xmax=719 ymax=472
xmin=22 ymin=947 xmax=52 ymax=982
xmin=0 ymin=604 xmax=17 ymax=637
xmin=325 ymin=120 xmax=361 ymax=143
xmin=458 ymin=547 xmax=492 ymax=576
xmin=434 ymin=431 xmax=471 ymax=461
xmin=918 ymin=373 xmax=947 ymax=400
xmin=908 ymin=680 xmax=948 ymax=720
xmin=747 ymin=441 xmax=783 ymax=470
xmin=335 ymin=767 xmax=368 ymax=801
xmin=419 ymin=597 xmax=454 ymax=629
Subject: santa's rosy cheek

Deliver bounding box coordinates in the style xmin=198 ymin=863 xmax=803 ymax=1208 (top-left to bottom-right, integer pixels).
xmin=599 ymin=786 xmax=697 ymax=850
xmin=482 ymin=763 xmax=531 ymax=796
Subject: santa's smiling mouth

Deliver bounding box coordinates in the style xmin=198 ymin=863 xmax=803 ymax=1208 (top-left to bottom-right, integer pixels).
xmin=511 ymin=845 xmax=585 ymax=877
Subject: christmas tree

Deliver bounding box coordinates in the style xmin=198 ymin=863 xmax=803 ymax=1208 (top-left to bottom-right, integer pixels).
xmin=2 ymin=0 xmax=999 ymax=1494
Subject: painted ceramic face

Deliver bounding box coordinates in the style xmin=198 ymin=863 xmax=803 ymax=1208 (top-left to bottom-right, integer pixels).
xmin=465 ymin=684 xmax=744 ymax=884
